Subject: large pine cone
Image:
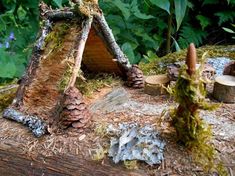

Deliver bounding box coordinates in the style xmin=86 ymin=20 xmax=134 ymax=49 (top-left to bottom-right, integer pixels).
xmin=126 ymin=65 xmax=144 ymax=88
xmin=59 ymin=87 xmax=91 ymax=130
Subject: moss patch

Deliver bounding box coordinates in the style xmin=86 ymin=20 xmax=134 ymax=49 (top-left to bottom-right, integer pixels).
xmin=140 ymin=45 xmax=235 ymax=76
xmin=58 ymin=63 xmax=74 ymax=92
xmin=0 ymin=85 xmax=17 ymax=112
xmin=76 ymin=73 xmax=122 ymax=97
xmin=44 ymin=23 xmax=70 ymax=51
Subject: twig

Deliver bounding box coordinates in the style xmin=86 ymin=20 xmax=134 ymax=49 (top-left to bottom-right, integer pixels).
xmin=66 ymin=16 xmax=93 ymax=89
xmin=229 ymin=167 xmax=234 ymax=176
xmin=0 ymin=84 xmax=18 ymax=94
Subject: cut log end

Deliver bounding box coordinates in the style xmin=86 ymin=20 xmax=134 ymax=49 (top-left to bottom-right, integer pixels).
xmin=144 ymin=75 xmax=170 ymax=96
xmin=213 ymin=75 xmax=235 ymax=103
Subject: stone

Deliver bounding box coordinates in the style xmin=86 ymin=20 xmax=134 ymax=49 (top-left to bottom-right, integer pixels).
xmin=90 ymin=88 xmax=130 ymax=113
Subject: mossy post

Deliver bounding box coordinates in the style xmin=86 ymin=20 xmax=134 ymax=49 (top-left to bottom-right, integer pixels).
xmin=170 ymin=43 xmax=223 ymax=172
xmin=172 ymin=43 xmax=206 ymax=145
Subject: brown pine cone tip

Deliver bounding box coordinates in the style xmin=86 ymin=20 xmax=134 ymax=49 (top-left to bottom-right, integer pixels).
xmin=59 ymin=87 xmax=91 ymax=130
xmin=126 ymin=65 xmax=144 ymax=88
xmin=186 ymin=43 xmax=197 ymax=76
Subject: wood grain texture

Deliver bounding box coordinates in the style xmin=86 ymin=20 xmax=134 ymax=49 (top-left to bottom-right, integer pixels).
xmin=213 ymin=75 xmax=235 ymax=103
xmin=0 ymin=147 xmax=142 ymax=176
xmin=83 ymin=28 xmax=123 ymax=75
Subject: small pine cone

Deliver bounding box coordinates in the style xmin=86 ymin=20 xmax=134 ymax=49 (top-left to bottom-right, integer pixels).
xmin=223 ymin=61 xmax=235 ymax=76
xmin=126 ymin=65 xmax=144 ymax=88
xmin=59 ymin=87 xmax=91 ymax=130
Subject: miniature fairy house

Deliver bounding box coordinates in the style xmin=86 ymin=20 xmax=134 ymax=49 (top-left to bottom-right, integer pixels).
xmin=2 ymin=1 xmax=144 ymax=137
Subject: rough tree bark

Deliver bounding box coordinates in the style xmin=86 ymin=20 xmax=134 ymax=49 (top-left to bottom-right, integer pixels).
xmin=0 ymin=146 xmax=142 ymax=176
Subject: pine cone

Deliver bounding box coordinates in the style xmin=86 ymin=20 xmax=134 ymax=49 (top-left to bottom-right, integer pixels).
xmin=223 ymin=61 xmax=235 ymax=76
xmin=59 ymin=87 xmax=91 ymax=130
xmin=126 ymin=65 xmax=144 ymax=88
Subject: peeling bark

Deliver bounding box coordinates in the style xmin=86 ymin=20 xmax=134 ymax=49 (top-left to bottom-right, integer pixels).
xmin=3 ymin=108 xmax=47 ymax=137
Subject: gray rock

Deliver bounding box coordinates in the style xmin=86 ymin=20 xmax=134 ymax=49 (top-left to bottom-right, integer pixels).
xmin=207 ymin=57 xmax=231 ymax=76
xmin=107 ymin=123 xmax=165 ymax=166
xmin=89 ymin=88 xmax=130 ymax=113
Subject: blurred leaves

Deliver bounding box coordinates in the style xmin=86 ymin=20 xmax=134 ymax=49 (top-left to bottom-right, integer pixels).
xmin=196 ymin=15 xmax=211 ymax=30
xmin=178 ymin=25 xmax=207 ymax=48
xmin=223 ymin=27 xmax=235 ymax=33
xmin=150 ymin=0 xmax=171 ymax=14
xmin=215 ymin=11 xmax=235 ymax=25
xmin=174 ymin=0 xmax=188 ymax=31
xmin=53 ymin=0 xmax=63 ymax=8
xmin=0 ymin=0 xmax=39 ymax=81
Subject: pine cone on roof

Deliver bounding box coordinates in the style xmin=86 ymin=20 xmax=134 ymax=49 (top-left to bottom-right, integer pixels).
xmin=59 ymin=87 xmax=91 ymax=130
xmin=126 ymin=65 xmax=144 ymax=88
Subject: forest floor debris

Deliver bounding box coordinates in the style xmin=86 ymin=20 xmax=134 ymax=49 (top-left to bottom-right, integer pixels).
xmin=0 ymin=85 xmax=235 ymax=175
xmin=207 ymin=57 xmax=231 ymax=76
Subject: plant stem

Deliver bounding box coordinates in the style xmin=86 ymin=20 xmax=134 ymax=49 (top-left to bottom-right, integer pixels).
xmin=166 ymin=3 xmax=173 ymax=54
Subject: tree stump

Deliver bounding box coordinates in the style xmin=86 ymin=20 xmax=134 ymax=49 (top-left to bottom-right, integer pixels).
xmin=144 ymin=75 xmax=170 ymax=95
xmin=213 ymin=75 xmax=235 ymax=103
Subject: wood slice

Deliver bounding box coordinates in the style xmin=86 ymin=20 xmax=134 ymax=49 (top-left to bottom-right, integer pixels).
xmin=144 ymin=75 xmax=170 ymax=96
xmin=213 ymin=75 xmax=235 ymax=103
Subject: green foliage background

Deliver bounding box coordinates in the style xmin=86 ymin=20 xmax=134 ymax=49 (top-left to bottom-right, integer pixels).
xmin=0 ymin=0 xmax=235 ymax=81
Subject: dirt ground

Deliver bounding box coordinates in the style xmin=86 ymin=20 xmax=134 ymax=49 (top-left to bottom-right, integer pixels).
xmin=0 ymin=84 xmax=235 ymax=176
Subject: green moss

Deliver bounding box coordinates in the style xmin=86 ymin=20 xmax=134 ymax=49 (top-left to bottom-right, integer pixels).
xmin=123 ymin=160 xmax=139 ymax=170
xmin=139 ymin=59 xmax=165 ymax=76
xmin=140 ymin=45 xmax=235 ymax=76
xmin=76 ymin=73 xmax=122 ymax=97
xmin=90 ymin=145 xmax=108 ymax=161
xmin=0 ymin=86 xmax=17 ymax=112
xmin=168 ymin=54 xmax=227 ymax=174
xmin=44 ymin=23 xmax=70 ymax=51
xmin=58 ymin=63 xmax=73 ymax=92
xmin=94 ymin=122 xmax=108 ymax=138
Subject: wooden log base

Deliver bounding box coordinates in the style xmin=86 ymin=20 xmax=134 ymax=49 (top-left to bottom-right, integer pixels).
xmin=0 ymin=147 xmax=142 ymax=176
xmin=213 ymin=75 xmax=235 ymax=103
